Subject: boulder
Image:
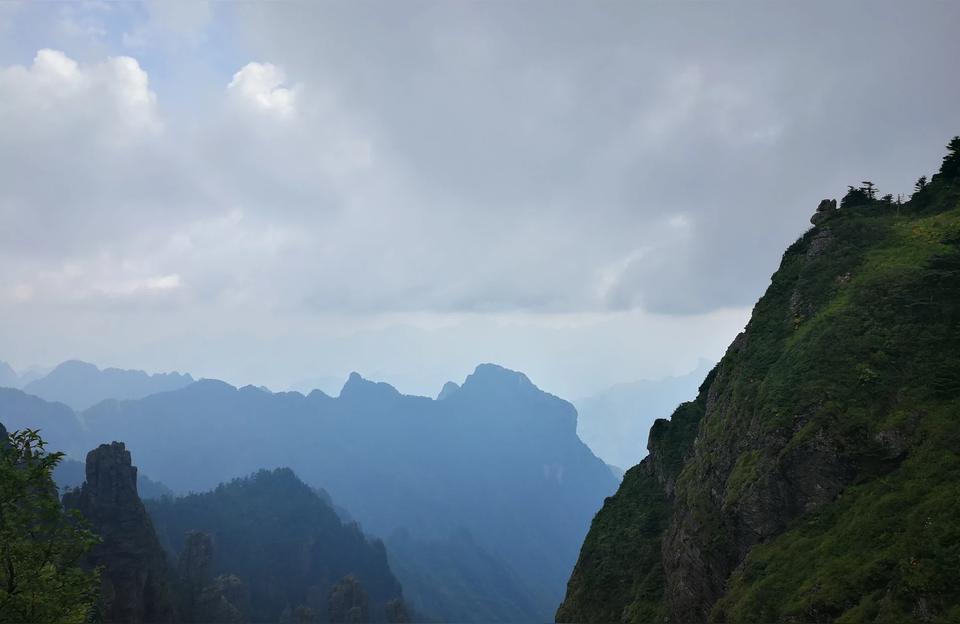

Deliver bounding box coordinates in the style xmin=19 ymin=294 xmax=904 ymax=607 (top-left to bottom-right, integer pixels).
xmin=810 ymin=198 xmax=838 ymax=225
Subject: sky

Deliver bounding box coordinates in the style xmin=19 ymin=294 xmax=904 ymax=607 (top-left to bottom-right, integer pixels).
xmin=1 ymin=1 xmax=958 ymax=399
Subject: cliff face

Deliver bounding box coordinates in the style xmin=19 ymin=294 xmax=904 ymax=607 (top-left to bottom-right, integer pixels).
xmin=63 ymin=442 xmax=175 ymax=623
xmin=558 ymin=144 xmax=960 ymax=623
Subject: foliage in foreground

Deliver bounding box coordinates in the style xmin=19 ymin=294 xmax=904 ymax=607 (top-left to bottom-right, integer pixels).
xmin=0 ymin=426 xmax=99 ymax=624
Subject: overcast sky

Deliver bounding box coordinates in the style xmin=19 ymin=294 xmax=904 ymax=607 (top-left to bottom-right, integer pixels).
xmin=1 ymin=1 xmax=957 ymax=398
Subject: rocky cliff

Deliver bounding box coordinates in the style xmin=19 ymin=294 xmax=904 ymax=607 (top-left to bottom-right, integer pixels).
xmin=63 ymin=442 xmax=175 ymax=623
xmin=558 ymin=139 xmax=960 ymax=622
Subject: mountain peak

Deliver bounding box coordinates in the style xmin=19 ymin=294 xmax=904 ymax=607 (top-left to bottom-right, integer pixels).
xmin=54 ymin=359 xmax=100 ymax=374
xmin=462 ymin=363 xmax=535 ymax=391
xmin=339 ymin=372 xmax=400 ymax=401
xmin=437 ymin=381 xmax=460 ymax=400
xmin=24 ymin=360 xmax=196 ymax=411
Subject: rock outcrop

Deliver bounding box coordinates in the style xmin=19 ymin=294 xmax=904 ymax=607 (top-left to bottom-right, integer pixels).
xmin=63 ymin=442 xmax=175 ymax=623
xmin=810 ymin=197 xmax=837 ymax=224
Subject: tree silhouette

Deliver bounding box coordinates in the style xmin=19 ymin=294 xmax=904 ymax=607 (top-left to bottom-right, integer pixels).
xmin=939 ymin=135 xmax=960 ymax=179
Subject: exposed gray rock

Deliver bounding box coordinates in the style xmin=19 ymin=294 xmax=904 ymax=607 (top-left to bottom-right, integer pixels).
xmin=63 ymin=442 xmax=174 ymax=624
xmin=810 ymin=198 xmax=837 ymax=225
xmin=805 ymin=226 xmax=835 ymax=258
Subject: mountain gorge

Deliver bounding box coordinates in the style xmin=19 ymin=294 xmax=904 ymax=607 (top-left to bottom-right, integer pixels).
xmin=558 ymin=140 xmax=960 ymax=622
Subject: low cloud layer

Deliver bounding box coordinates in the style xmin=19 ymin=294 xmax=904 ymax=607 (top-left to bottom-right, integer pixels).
xmin=0 ymin=2 xmax=957 ymax=396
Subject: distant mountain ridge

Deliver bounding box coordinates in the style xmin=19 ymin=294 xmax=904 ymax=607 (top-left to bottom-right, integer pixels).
xmin=0 ymin=361 xmax=49 ymax=389
xmin=1 ymin=362 xmax=617 ymax=621
xmin=22 ymin=360 xmax=194 ymax=411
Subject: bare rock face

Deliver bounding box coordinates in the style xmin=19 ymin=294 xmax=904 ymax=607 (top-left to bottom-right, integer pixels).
xmin=810 ymin=198 xmax=837 ymax=224
xmin=178 ymin=530 xmax=214 ymax=586
xmin=63 ymin=442 xmax=174 ymax=624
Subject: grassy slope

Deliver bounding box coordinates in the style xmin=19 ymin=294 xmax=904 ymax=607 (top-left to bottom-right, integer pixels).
xmin=714 ymin=199 xmax=960 ymax=622
xmin=558 ymin=143 xmax=960 ymax=623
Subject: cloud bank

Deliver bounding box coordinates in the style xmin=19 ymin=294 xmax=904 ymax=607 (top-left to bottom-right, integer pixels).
xmin=0 ymin=2 xmax=957 ymax=395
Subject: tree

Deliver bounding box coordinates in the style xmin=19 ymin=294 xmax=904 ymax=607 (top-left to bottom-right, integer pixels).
xmin=0 ymin=427 xmax=99 ymax=624
xmin=915 ymin=175 xmax=928 ymax=192
xmin=841 ymin=185 xmax=870 ymax=209
xmin=881 ymin=193 xmax=893 ymax=204
xmin=860 ymin=180 xmax=877 ymax=199
xmin=939 ymin=135 xmax=960 ymax=179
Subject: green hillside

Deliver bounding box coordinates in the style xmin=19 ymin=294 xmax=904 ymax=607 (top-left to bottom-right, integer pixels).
xmin=558 ymin=137 xmax=960 ymax=623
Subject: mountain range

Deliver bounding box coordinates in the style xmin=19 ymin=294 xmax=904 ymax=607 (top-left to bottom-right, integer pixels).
xmin=0 ymin=362 xmax=617 ymax=621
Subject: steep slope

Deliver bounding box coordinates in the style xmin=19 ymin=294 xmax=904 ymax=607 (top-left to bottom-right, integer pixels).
xmin=146 ymin=468 xmax=407 ymax=622
xmin=62 ymin=442 xmax=175 ymax=623
xmin=23 ymin=360 xmax=193 ymax=411
xmin=558 ymin=139 xmax=960 ymax=623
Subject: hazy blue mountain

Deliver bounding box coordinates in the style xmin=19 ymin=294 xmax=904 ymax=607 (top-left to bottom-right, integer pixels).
xmin=146 ymin=468 xmax=407 ymax=622
xmin=386 ymin=528 xmax=540 ymax=623
xmin=5 ymin=362 xmax=616 ymax=621
xmin=574 ymin=358 xmax=714 ymax=470
xmin=0 ymin=387 xmax=85 ymax=456
xmin=53 ymin=458 xmax=174 ymax=500
xmin=287 ymin=374 xmax=345 ymax=396
xmin=0 ymin=361 xmax=49 ymax=389
xmin=0 ymin=361 xmax=18 ymax=388
xmin=23 ymin=359 xmax=194 ymax=411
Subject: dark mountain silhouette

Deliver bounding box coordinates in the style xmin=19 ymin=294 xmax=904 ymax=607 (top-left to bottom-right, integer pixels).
xmin=147 ymin=468 xmax=408 ymax=623
xmin=23 ymin=360 xmax=194 ymax=411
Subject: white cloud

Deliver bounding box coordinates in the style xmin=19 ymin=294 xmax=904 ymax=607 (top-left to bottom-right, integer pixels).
xmin=227 ymin=62 xmax=298 ymax=119
xmin=0 ymin=3 xmax=958 ymax=395
xmin=0 ymin=49 xmax=159 ymax=140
